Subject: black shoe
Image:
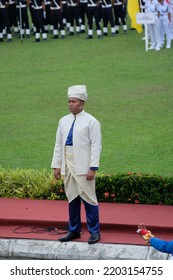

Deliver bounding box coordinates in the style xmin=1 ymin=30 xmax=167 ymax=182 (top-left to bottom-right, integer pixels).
xmin=53 ymin=35 xmax=58 ymax=39
xmin=34 ymin=39 xmax=40 ymax=43
xmin=88 ymin=233 xmax=100 ymax=244
xmin=69 ymin=32 xmax=74 ymax=36
xmin=61 ymin=35 xmax=65 ymax=39
xmin=86 ymin=35 xmax=93 ymax=39
xmin=58 ymin=231 xmax=81 ymax=242
xmin=18 ymin=34 xmax=25 ymax=39
xmin=97 ymin=35 xmax=102 ymax=39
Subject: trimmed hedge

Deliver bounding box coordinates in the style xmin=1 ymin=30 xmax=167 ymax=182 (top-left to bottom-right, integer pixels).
xmin=0 ymin=168 xmax=172 ymax=205
xmin=96 ymin=173 xmax=173 ymax=205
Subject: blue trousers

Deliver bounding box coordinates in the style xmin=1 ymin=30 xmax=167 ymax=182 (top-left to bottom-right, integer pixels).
xmin=68 ymin=195 xmax=100 ymax=234
xmin=150 ymin=237 xmax=173 ymax=255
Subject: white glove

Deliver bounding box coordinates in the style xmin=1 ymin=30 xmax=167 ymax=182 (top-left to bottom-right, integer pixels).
xmin=43 ymin=11 xmax=46 ymax=19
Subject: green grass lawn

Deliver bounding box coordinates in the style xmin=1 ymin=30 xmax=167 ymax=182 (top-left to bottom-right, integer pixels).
xmin=0 ymin=26 xmax=173 ymax=176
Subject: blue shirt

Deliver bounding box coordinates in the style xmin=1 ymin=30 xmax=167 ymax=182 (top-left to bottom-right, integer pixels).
xmin=65 ymin=118 xmax=76 ymax=146
xmin=150 ymin=237 xmax=173 ymax=255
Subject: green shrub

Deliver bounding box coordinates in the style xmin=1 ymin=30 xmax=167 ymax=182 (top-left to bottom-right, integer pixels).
xmin=96 ymin=173 xmax=173 ymax=205
xmin=0 ymin=168 xmax=64 ymax=200
xmin=0 ymin=168 xmax=172 ymax=205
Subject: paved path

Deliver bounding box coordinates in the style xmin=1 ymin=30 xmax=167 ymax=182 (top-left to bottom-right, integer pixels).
xmin=0 ymin=198 xmax=172 ymax=260
xmin=0 ymin=238 xmax=170 ymax=260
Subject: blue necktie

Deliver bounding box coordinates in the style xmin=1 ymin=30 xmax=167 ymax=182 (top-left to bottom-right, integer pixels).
xmin=65 ymin=117 xmax=76 ymax=146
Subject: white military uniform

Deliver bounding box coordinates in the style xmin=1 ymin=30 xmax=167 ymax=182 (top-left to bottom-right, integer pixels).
xmin=157 ymin=0 xmax=171 ymax=48
xmin=169 ymin=0 xmax=173 ymax=39
xmin=144 ymin=0 xmax=161 ymax=50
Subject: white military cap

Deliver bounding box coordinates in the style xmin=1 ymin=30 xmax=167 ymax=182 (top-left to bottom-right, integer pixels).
xmin=67 ymin=85 xmax=87 ymax=101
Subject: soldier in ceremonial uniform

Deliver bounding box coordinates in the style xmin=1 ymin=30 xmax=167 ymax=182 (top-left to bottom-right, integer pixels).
xmin=78 ymin=0 xmax=88 ymax=33
xmin=16 ymin=0 xmax=30 ymax=38
xmin=113 ymin=0 xmax=127 ymax=34
xmin=169 ymin=0 xmax=173 ymax=39
xmin=0 ymin=0 xmax=12 ymax=42
xmin=86 ymin=0 xmax=102 ymax=38
xmin=67 ymin=0 xmax=80 ymax=35
xmin=141 ymin=0 xmax=161 ymax=51
xmin=157 ymin=0 xmax=171 ymax=48
xmin=62 ymin=0 xmax=70 ymax=30
xmin=101 ymin=0 xmax=115 ymax=36
xmin=44 ymin=0 xmax=53 ymax=33
xmin=7 ymin=0 xmax=19 ymax=35
xmin=31 ymin=0 xmax=47 ymax=41
xmin=28 ymin=0 xmax=36 ymax=34
xmin=50 ymin=0 xmax=65 ymax=38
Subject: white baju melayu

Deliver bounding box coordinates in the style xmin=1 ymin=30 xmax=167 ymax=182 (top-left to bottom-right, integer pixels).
xmin=51 ymin=110 xmax=102 ymax=205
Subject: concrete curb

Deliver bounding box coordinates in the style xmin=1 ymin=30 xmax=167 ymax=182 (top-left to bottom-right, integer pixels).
xmin=0 ymin=239 xmax=169 ymax=260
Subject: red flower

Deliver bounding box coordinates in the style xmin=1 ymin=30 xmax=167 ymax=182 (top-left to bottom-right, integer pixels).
xmin=104 ymin=192 xmax=109 ymax=198
xmin=127 ymin=172 xmax=133 ymax=176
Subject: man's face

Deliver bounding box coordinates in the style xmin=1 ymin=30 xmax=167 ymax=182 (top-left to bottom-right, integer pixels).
xmin=68 ymin=98 xmax=84 ymax=115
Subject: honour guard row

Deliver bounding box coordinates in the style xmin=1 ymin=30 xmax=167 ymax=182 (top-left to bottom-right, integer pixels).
xmin=0 ymin=0 xmax=173 ymax=49
xmin=0 ymin=0 xmax=127 ymax=42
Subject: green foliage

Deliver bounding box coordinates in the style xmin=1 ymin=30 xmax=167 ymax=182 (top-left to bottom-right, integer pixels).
xmin=0 ymin=168 xmax=172 ymax=205
xmin=96 ymin=173 xmax=173 ymax=205
xmin=0 ymin=168 xmax=64 ymax=200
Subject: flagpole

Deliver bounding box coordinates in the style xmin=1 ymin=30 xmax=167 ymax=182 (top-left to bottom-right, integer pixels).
xmin=145 ymin=22 xmax=148 ymax=51
xmin=139 ymin=0 xmax=148 ymax=51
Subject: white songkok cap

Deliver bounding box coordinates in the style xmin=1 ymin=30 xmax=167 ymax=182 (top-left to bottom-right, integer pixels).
xmin=67 ymin=85 xmax=87 ymax=101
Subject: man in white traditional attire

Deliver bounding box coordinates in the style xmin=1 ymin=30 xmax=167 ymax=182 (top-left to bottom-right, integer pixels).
xmin=51 ymin=85 xmax=102 ymax=244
